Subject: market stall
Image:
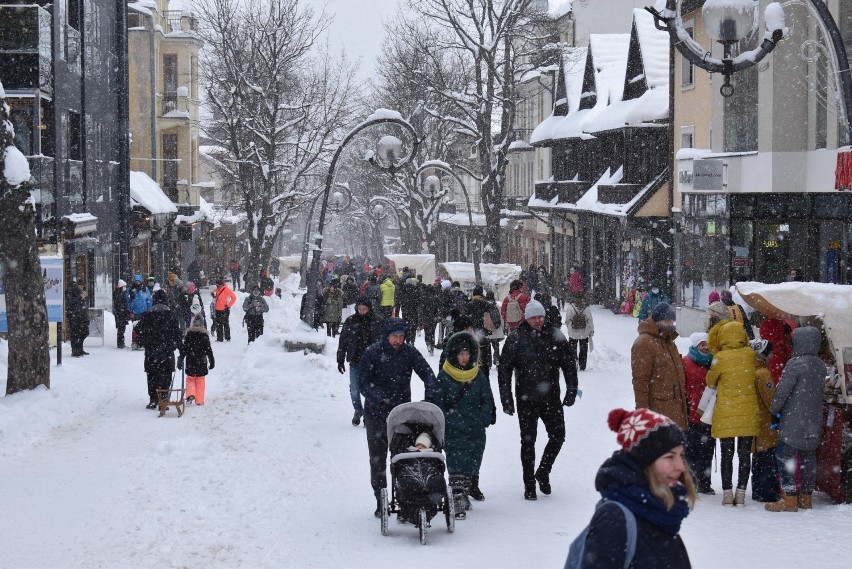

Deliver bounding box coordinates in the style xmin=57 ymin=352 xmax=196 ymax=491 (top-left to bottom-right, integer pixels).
xmin=735 ymin=281 xmax=852 ymax=503
xmin=438 ymin=262 xmax=522 ymax=300
xmin=384 ymin=254 xmax=436 ymax=284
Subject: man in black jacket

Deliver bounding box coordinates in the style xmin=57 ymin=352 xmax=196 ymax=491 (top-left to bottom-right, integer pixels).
xmin=337 ymin=296 xmax=382 ymax=426
xmin=498 ymin=300 xmax=578 ymax=500
xmin=136 ymin=290 xmax=183 ymax=409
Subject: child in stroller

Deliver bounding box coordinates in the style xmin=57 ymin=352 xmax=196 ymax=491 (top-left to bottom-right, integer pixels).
xmin=380 ymin=402 xmax=455 ymax=544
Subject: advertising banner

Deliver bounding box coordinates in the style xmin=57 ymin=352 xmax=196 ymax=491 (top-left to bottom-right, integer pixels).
xmin=0 ymin=257 xmax=64 ymax=333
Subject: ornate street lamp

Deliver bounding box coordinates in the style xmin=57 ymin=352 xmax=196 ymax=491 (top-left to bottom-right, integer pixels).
xmin=301 ymin=110 xmax=419 ymax=326
xmin=647 ymin=0 xmax=787 ymax=97
xmin=416 ymin=161 xmax=482 ymax=285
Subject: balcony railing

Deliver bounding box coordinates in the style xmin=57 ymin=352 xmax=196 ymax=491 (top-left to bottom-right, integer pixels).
xmin=534 ymin=180 xmax=591 ymax=204
xmin=163 ymin=10 xmax=198 ymax=33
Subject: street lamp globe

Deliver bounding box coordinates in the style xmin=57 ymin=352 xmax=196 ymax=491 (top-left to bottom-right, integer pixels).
xmin=425 ymin=175 xmax=440 ymax=198
xmin=376 ymin=135 xmax=403 ymax=169
xmin=372 ymin=203 xmax=385 ymax=217
xmin=330 ymin=190 xmax=345 ymax=213
xmin=702 ymin=0 xmax=758 ymax=44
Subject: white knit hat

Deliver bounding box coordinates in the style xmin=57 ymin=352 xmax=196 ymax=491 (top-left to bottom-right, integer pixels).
xmin=689 ymin=332 xmax=708 ymax=348
xmin=415 ymin=432 xmax=432 ymax=449
xmin=440 ymin=279 xmax=451 ymax=290
xmin=116 ymin=279 xmax=127 ymax=288
xmin=524 ymin=300 xmax=546 ymax=319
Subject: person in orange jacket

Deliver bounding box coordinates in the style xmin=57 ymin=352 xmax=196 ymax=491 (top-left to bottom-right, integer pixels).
xmin=212 ymin=277 xmax=237 ymax=342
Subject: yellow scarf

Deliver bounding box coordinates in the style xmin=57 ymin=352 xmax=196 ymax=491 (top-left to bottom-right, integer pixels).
xmin=442 ymin=359 xmax=479 ymax=382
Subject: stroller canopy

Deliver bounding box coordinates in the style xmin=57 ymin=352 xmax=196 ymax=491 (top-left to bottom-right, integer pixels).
xmin=386 ymin=402 xmax=445 ymax=445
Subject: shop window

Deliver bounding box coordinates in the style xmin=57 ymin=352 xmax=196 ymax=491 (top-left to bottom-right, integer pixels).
xmin=730 ymin=194 xmax=754 ymax=218
xmin=815 ymin=194 xmax=852 ymax=218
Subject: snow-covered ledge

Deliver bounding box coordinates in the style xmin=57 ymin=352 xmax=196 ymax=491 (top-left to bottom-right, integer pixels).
xmin=282 ymin=321 xmax=326 ymax=354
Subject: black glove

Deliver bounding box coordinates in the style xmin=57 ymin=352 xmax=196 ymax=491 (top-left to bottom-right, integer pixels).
xmin=337 ymin=359 xmax=346 ymax=374
xmin=502 ymin=400 xmax=515 ymax=416
xmin=176 ymin=356 xmax=184 ymax=370
xmin=563 ymin=389 xmax=577 ymax=407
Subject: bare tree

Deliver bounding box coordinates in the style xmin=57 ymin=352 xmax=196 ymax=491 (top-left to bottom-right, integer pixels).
xmin=406 ymin=0 xmax=556 ymax=261
xmin=197 ymin=0 xmax=360 ymax=290
xmin=0 ymin=83 xmax=50 ymax=394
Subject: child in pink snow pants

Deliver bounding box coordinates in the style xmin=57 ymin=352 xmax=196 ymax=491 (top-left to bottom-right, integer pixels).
xmin=178 ymin=317 xmax=215 ymax=405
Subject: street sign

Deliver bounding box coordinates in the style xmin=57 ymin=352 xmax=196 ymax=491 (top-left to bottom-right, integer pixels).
xmin=732 ymin=256 xmax=752 ymax=267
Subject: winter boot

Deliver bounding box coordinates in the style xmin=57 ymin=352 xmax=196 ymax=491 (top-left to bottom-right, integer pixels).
xmin=449 ymin=475 xmax=468 ymax=519
xmin=734 ymin=488 xmax=747 ymax=507
xmin=765 ymin=491 xmax=799 ymax=512
xmin=797 ymin=493 xmax=812 ymax=510
xmin=722 ymin=489 xmax=734 ymax=506
xmin=524 ymin=483 xmax=537 ymax=501
xmin=374 ymin=493 xmax=384 ymax=518
xmin=146 ymin=400 xmax=157 ymax=410
xmin=469 ymin=476 xmax=485 ymax=501
xmin=535 ymin=469 xmax=552 ymax=495
xmin=352 ymin=411 xmax=363 ymax=427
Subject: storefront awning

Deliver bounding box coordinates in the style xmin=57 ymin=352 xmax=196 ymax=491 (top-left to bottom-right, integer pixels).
xmin=129 ymin=170 xmax=177 ymax=214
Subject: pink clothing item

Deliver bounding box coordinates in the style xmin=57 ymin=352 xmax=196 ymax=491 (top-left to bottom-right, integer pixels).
xmin=569 ymin=271 xmax=583 ymax=294
xmin=708 ymin=291 xmax=721 ymax=303
xmin=186 ymin=375 xmax=206 ymax=405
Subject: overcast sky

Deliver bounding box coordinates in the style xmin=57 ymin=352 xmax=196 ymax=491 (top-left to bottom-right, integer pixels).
xmin=304 ymin=0 xmax=402 ymax=81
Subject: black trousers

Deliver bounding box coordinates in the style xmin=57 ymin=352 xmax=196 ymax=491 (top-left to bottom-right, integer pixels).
xmin=685 ymin=422 xmax=715 ymax=490
xmin=116 ymin=323 xmax=127 ymax=348
xmin=364 ymin=414 xmax=389 ymax=495
xmin=246 ymin=315 xmax=264 ymax=343
xmin=568 ymin=338 xmax=589 ymax=370
xmin=146 ymin=370 xmax=173 ymax=402
xmin=517 ymin=398 xmax=565 ymax=486
xmin=422 ymin=320 xmax=437 ymax=350
xmin=720 ymin=436 xmax=753 ymax=490
xmin=213 ymin=308 xmax=231 ymax=341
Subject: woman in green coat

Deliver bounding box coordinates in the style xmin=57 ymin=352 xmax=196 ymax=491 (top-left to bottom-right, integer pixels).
xmin=434 ymin=332 xmax=496 ymax=519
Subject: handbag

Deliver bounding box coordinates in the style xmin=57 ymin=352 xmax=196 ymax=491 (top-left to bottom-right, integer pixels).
xmin=698 ymin=386 xmax=717 ymax=425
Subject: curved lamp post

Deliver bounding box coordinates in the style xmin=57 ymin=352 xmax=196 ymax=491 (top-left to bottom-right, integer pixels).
xmin=416 ymin=160 xmax=482 ymax=285
xmin=301 ymin=110 xmax=419 ymax=326
xmin=298 ymin=182 xmax=352 ymax=288
xmin=646 ymin=0 xmax=852 ymax=150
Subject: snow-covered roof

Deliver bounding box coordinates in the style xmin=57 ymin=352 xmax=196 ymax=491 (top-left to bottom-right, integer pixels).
xmin=174 ymin=197 xmax=217 ymax=226
xmin=63 ymin=213 xmax=97 ymax=224
xmin=438 ymin=212 xmax=508 ymax=227
xmin=129 ymin=170 xmax=178 ymax=214
xmin=548 ymin=0 xmax=573 ymax=18
xmin=439 ymin=262 xmax=522 ymax=299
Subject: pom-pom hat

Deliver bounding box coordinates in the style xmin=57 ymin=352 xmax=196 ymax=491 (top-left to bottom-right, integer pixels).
xmin=608 ymin=408 xmax=686 ymax=467
xmin=651 ymin=302 xmax=676 ymax=323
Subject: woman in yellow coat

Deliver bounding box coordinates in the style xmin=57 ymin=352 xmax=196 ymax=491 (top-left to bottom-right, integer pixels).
xmin=705 ymin=321 xmax=759 ymax=507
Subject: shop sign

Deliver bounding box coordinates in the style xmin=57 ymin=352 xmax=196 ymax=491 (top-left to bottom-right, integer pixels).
xmin=693 ymin=159 xmax=724 ymax=191
xmin=732 ymin=256 xmax=752 ymax=267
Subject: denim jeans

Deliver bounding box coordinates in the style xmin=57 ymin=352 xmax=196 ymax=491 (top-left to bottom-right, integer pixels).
xmin=349 ymin=365 xmax=363 ymax=413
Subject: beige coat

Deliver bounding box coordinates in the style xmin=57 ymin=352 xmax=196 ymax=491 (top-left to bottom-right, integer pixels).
xmin=631 ymin=318 xmax=689 ymax=429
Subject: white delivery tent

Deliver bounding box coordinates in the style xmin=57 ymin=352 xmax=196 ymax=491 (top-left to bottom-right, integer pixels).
xmin=736 ymin=281 xmax=852 ymax=403
xmin=438 ymin=262 xmax=522 ymax=300
xmin=384 ymin=254 xmax=436 ymax=284
xmin=278 ymin=255 xmax=304 ymax=279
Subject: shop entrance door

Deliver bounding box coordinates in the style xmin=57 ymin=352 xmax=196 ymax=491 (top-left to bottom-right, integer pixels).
xmin=754 ymin=221 xmax=818 ymax=283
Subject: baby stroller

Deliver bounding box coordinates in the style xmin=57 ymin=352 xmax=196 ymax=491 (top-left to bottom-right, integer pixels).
xmin=379 ymin=401 xmax=455 ymax=545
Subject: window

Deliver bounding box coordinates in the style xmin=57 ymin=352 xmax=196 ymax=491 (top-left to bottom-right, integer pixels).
xmin=162 ymin=134 xmax=178 ymax=200
xmin=681 ymin=23 xmax=695 ymax=87
xmin=68 ymin=111 xmax=81 ymax=160
xmin=680 ymin=126 xmax=694 ymax=150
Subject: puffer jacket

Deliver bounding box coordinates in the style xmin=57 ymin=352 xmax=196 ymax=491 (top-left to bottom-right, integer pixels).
xmin=759 ymin=318 xmax=793 ymax=382
xmin=180 ymin=326 xmax=215 ymax=377
xmin=771 ymin=326 xmax=827 ymax=451
xmin=323 ymin=286 xmax=344 ymax=323
xmin=136 ymin=304 xmax=182 ymax=373
xmin=564 ymin=301 xmax=594 ymax=340
xmin=630 ymin=319 xmax=688 ymax=429
xmin=683 ymin=349 xmax=711 ymax=425
xmin=705 ymin=321 xmax=759 ymax=439
xmin=379 ymin=278 xmax=395 ymax=307
xmin=753 ymin=357 xmax=778 ymax=452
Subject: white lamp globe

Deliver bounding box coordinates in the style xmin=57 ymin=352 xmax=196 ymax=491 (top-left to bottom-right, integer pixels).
xmin=703 ymin=0 xmax=758 ymax=44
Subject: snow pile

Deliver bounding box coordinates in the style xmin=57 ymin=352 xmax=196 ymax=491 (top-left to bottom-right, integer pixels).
xmin=3 ymin=145 xmax=30 ymax=187
xmin=130 ymin=170 xmax=178 ymax=214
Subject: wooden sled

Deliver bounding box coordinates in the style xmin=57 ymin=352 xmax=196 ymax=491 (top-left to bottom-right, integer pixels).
xmin=156 ymin=388 xmax=185 ymax=417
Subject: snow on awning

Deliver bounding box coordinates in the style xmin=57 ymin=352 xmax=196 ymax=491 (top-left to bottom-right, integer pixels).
xmin=438 ymin=212 xmax=508 ymax=227
xmin=130 ymin=170 xmax=178 ymax=214
xmin=61 ymin=213 xmax=98 ymax=236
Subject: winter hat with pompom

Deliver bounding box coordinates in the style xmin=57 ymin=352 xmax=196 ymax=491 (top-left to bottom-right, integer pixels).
xmin=708 ymin=291 xmax=721 ymax=303
xmin=607 ymin=408 xmax=685 ymax=467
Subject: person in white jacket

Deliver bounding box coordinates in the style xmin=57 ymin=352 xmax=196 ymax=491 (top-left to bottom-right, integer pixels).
xmin=564 ymin=291 xmax=594 ymax=371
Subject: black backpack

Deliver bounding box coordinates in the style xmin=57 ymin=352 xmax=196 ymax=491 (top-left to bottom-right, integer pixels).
xmin=569 ymin=304 xmax=587 ymax=329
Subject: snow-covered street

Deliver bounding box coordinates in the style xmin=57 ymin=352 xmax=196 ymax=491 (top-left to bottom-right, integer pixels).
xmin=1 ymin=277 xmax=850 ymax=568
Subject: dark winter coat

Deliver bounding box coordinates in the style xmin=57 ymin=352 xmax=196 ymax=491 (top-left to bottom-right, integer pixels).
xmin=631 ymin=319 xmax=689 ymax=430
xmin=497 ymin=321 xmax=577 ymax=408
xmin=342 ymin=280 xmax=359 ymax=306
xmin=434 ymin=333 xmax=495 ymax=475
xmin=337 ymin=307 xmax=382 ymax=365
xmin=358 ymin=318 xmax=438 ymax=420
xmin=243 ymin=292 xmax=269 ymax=317
xmin=66 ymin=283 xmax=89 ymax=338
xmin=136 ymin=304 xmax=182 ymax=374
xmin=582 ymin=452 xmax=692 ymax=569
xmin=637 ymin=290 xmax=670 ymax=321
xmin=771 ymin=326 xmax=827 ymax=451
xmin=397 ymin=278 xmax=420 ymax=322
xmin=180 ymin=326 xmax=215 ymax=377
xmin=418 ymin=284 xmax=442 ymax=326
xmin=113 ymin=287 xmax=129 ymax=326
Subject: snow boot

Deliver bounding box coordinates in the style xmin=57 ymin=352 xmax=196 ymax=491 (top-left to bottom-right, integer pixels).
xmin=186 ymin=396 xmax=195 ymax=405
xmin=765 ymin=491 xmax=798 ymax=512
xmin=524 ymin=483 xmax=537 ymax=501
xmin=535 ymin=469 xmax=552 ymax=495
xmin=734 ymin=488 xmax=746 ymax=507
xmin=722 ymin=489 xmax=734 ymax=506
xmin=352 ymin=411 xmax=363 ymax=427
xmin=146 ymin=399 xmax=157 ymax=410
xmin=374 ymin=494 xmax=383 ymax=518
xmin=450 ymin=475 xmax=470 ymax=519
xmin=797 ymin=493 xmax=812 ymax=509
xmin=469 ymin=476 xmax=485 ymax=501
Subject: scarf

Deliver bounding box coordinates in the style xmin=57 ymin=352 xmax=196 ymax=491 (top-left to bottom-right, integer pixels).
xmin=600 ymin=483 xmax=690 ymax=536
xmin=441 ymin=359 xmax=479 ymax=382
xmin=688 ymin=346 xmax=713 ymax=368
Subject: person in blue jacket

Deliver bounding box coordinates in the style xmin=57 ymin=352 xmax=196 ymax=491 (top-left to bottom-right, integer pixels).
xmin=637 ymin=279 xmax=670 ymax=321
xmin=127 ymin=275 xmax=153 ymax=350
xmin=358 ymin=317 xmax=437 ymax=517
xmin=573 ymin=408 xmax=696 ymax=568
